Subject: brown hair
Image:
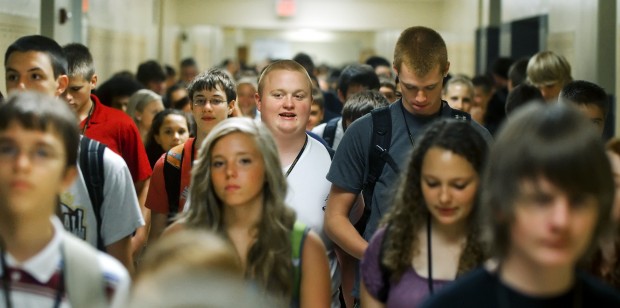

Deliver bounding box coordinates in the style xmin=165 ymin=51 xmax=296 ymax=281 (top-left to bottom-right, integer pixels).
xmin=393 ymin=26 xmax=449 ymax=76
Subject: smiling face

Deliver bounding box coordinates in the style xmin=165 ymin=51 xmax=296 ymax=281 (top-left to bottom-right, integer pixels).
xmin=0 ymin=122 xmax=75 ymax=219
xmin=256 ymin=69 xmax=312 ymax=138
xmin=421 ymin=147 xmax=479 ymax=227
xmin=395 ymin=64 xmax=446 ymax=116
xmin=191 ymin=85 xmax=233 ymax=137
xmin=509 ymin=177 xmax=599 ymax=268
xmin=5 ymin=51 xmax=67 ymax=97
xmin=210 ymin=132 xmax=265 ymax=209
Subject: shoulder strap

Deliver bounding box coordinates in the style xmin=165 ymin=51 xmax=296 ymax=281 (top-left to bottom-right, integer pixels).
xmin=79 ymin=136 xmax=106 ymax=251
xmin=377 ymin=225 xmax=392 ymax=302
xmin=163 ymin=141 xmax=185 ymax=220
xmin=291 ymin=221 xmax=309 ymax=305
xmin=356 ymin=106 xmax=392 ymax=235
xmin=322 ymin=117 xmax=341 ymax=148
xmin=63 ymin=231 xmax=107 ymax=308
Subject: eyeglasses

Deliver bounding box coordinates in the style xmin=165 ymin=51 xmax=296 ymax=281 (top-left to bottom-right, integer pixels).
xmin=192 ymin=98 xmax=227 ymax=108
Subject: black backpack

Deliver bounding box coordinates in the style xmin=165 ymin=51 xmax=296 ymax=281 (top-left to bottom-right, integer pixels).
xmin=322 ymin=117 xmax=341 ymax=148
xmin=78 ymin=136 xmax=106 ymax=250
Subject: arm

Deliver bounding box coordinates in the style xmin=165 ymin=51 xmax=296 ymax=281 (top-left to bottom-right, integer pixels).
xmin=131 ymin=178 xmax=150 ymax=258
xmin=300 ymin=231 xmax=331 ymax=308
xmin=324 ymin=185 xmax=368 ymax=259
xmin=105 ymin=235 xmax=135 ymax=276
xmin=361 ymin=277 xmax=385 ymax=308
xmin=148 ymin=212 xmax=169 ymax=243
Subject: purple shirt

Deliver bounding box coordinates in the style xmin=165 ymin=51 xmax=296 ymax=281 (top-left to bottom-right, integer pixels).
xmin=361 ymin=228 xmax=452 ymax=307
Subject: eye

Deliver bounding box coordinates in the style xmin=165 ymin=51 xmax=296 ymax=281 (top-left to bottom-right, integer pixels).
xmin=272 ymin=92 xmax=283 ymax=98
xmin=452 ymin=182 xmax=469 ymax=190
xmin=426 ymin=85 xmax=436 ymax=91
xmin=0 ymin=142 xmax=17 ymax=158
xmin=163 ymin=128 xmax=173 ymax=135
xmin=5 ymin=73 xmax=18 ymax=82
xmin=239 ymin=157 xmax=252 ymax=165
xmin=424 ymin=180 xmax=439 ymax=188
xmin=211 ymin=160 xmax=225 ymax=168
xmin=30 ymin=73 xmax=42 ymax=80
xmin=212 ymin=99 xmax=226 ymax=105
xmin=178 ymin=128 xmax=187 ymax=135
xmin=294 ymin=94 xmax=305 ymax=100
xmin=70 ymin=86 xmax=82 ymax=92
xmin=33 ymin=146 xmax=53 ymax=159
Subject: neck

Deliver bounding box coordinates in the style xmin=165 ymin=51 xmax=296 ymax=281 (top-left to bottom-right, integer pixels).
xmin=223 ymin=199 xmax=263 ymax=231
xmin=430 ymin=218 xmax=467 ymax=243
xmin=195 ymin=131 xmax=207 ymax=151
xmin=78 ymin=99 xmax=94 ymax=123
xmin=275 ymin=132 xmax=307 ymax=167
xmin=499 ymin=252 xmax=575 ymax=296
xmin=0 ymin=216 xmax=54 ymax=262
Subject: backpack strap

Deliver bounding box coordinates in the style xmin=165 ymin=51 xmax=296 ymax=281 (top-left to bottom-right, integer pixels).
xmin=291 ymin=221 xmax=309 ymax=305
xmin=322 ymin=117 xmax=341 ymax=148
xmin=62 ymin=231 xmax=107 ymax=308
xmin=163 ymin=138 xmax=195 ymax=220
xmin=356 ymin=106 xmax=392 ymax=236
xmin=79 ymin=136 xmax=106 ymax=251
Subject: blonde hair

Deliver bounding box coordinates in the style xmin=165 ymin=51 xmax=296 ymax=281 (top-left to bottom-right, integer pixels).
xmin=181 ymin=117 xmax=296 ymax=299
xmin=257 ymin=60 xmax=313 ymax=98
xmin=127 ymin=89 xmax=162 ymax=124
xmin=526 ymin=51 xmax=572 ymax=86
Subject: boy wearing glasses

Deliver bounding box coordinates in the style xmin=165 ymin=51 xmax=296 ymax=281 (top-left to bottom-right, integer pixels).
xmin=146 ymin=68 xmax=236 ymax=242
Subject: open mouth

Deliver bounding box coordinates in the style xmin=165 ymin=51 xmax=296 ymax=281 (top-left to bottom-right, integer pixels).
xmin=279 ymin=112 xmax=296 ymax=119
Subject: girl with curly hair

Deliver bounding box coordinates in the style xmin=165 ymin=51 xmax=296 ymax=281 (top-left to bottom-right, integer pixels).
xmin=164 ymin=117 xmax=331 ymax=307
xmin=360 ymin=119 xmax=488 ymax=307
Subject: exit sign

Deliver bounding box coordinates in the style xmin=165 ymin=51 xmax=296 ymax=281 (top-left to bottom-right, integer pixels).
xmin=276 ymin=0 xmax=296 ymax=17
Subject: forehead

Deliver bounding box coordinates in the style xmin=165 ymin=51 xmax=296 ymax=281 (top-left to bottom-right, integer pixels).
xmin=192 ymin=84 xmax=226 ymax=97
xmin=264 ymin=69 xmax=311 ymax=91
xmin=576 ymin=103 xmax=604 ymax=118
xmin=447 ymin=83 xmax=472 ymax=94
xmin=212 ymin=132 xmax=258 ymax=153
xmin=397 ymin=64 xmax=443 ymax=86
xmin=0 ymin=120 xmax=64 ymax=147
xmin=6 ymin=50 xmax=54 ymax=72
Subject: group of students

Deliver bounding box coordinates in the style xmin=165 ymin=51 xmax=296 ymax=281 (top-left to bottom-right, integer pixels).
xmin=1 ymin=24 xmax=620 ymax=308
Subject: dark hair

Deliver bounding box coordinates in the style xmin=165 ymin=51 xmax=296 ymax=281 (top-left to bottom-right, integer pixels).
xmin=491 ymin=57 xmax=514 ymax=80
xmin=379 ymin=76 xmax=396 ymax=92
xmin=382 ymin=119 xmax=488 ymax=281
xmin=187 ymin=68 xmax=236 ymax=104
xmin=471 ymin=75 xmax=494 ymax=94
xmin=165 ymin=83 xmax=190 ymax=110
xmin=559 ymin=80 xmax=609 ymax=118
xmin=338 ymin=64 xmax=380 ymax=100
xmin=5 ymin=35 xmax=67 ymax=78
xmin=165 ymin=64 xmax=176 ymax=78
xmin=0 ymin=91 xmax=79 ymax=169
xmin=508 ymin=57 xmax=529 ymax=88
xmin=62 ymin=43 xmax=95 ymax=79
xmin=292 ymin=52 xmax=315 ymax=76
xmin=145 ymin=109 xmax=190 ymax=168
xmin=365 ymin=56 xmax=391 ymax=69
xmin=505 ymin=84 xmax=544 ymax=115
xmin=180 ymin=57 xmax=197 ymax=68
xmin=136 ymin=60 xmax=166 ymax=85
xmin=342 ymin=90 xmax=389 ymax=130
xmin=95 ymin=76 xmax=144 ymax=107
xmin=482 ymin=103 xmax=614 ymax=260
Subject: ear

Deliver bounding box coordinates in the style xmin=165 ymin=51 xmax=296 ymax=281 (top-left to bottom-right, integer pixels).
xmin=60 ymin=166 xmax=78 ymax=192
xmin=90 ymin=74 xmax=98 ymax=88
xmin=228 ymin=100 xmax=236 ymax=116
xmin=56 ymin=74 xmax=69 ymax=97
xmin=255 ymin=93 xmax=262 ymax=112
xmin=135 ymin=110 xmax=143 ymax=122
xmin=443 ymin=61 xmax=451 ymax=77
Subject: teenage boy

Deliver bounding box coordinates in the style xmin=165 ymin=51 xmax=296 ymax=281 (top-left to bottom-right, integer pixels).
xmin=0 ymin=91 xmax=130 ymax=307
xmin=146 ymin=68 xmax=236 ymax=242
xmin=422 ymin=103 xmax=620 ymax=307
xmin=526 ymin=51 xmax=573 ymax=102
xmin=61 ymin=43 xmax=151 ymax=255
xmin=559 ymin=80 xmax=609 ymax=136
xmin=256 ymin=59 xmax=341 ymax=307
xmin=5 ymin=35 xmax=143 ymax=272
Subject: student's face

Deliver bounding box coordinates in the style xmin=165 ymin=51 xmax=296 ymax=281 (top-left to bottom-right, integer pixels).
xmin=136 ymin=100 xmax=164 ymax=132
xmin=534 ymin=81 xmax=563 ymax=102
xmin=210 ymin=132 xmax=265 ymax=209
xmin=307 ymin=104 xmax=324 ymax=130
xmin=421 ymin=147 xmax=479 ymax=226
xmin=236 ymin=83 xmax=257 ymax=117
xmin=473 ymin=86 xmax=492 ymax=110
xmin=395 ymin=63 xmax=447 ymax=116
xmin=607 ymin=151 xmax=620 ymax=223
xmin=0 ymin=122 xmax=76 ymax=218
xmin=154 ymin=114 xmax=190 ymax=152
xmin=380 ymin=86 xmax=398 ymax=103
xmin=111 ymin=95 xmax=130 ymax=112
xmin=61 ymin=74 xmax=96 ymax=115
xmin=148 ymin=80 xmax=166 ymax=96
xmin=575 ymin=104 xmax=605 ymax=136
xmin=191 ymin=85 xmax=233 ymax=137
xmin=169 ymin=88 xmax=188 ymax=105
xmin=443 ymin=83 xmax=473 ymax=113
xmin=510 ymin=177 xmax=599 ymax=268
xmin=5 ymin=51 xmax=68 ymax=97
xmin=257 ymin=69 xmax=312 ymax=137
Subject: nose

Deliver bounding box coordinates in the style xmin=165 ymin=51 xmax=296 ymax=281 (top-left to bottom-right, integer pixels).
xmin=13 ymin=152 xmax=32 ymax=172
xmin=225 ymin=162 xmax=237 ymax=178
xmin=549 ymin=198 xmax=570 ymax=230
xmin=438 ymin=185 xmax=451 ymax=205
xmin=283 ymin=96 xmax=294 ymax=109
xmin=416 ymin=90 xmax=428 ymax=104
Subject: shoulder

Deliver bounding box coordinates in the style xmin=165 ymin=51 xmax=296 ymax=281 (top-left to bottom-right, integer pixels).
xmin=311 ymin=123 xmax=327 ymax=135
xmin=102 ymin=147 xmax=129 ymax=171
xmin=577 ymin=271 xmax=620 ymax=305
xmin=306 ymin=134 xmax=332 ymax=161
xmin=421 ymin=267 xmax=493 ymax=308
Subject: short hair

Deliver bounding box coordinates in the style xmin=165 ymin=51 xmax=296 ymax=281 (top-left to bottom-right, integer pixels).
xmin=127 ymin=89 xmax=162 ymax=123
xmin=508 ymin=57 xmax=529 ymax=88
xmin=5 ymin=35 xmax=67 ymax=78
xmin=311 ymin=87 xmax=324 ymax=110
xmin=337 ymin=64 xmax=380 ymax=99
xmin=187 ymin=68 xmax=236 ymax=103
xmin=379 ymin=76 xmax=396 ymax=92
xmin=559 ymin=80 xmax=609 ymax=118
xmin=482 ymin=103 xmax=614 ymax=260
xmin=342 ymin=90 xmax=389 ymax=130
xmin=164 ymin=64 xmax=176 ymax=78
xmin=526 ymin=51 xmax=572 ymax=86
xmin=505 ymin=84 xmax=544 ymax=115
xmin=0 ymin=91 xmax=79 ymax=169
xmin=62 ymin=43 xmax=95 ymax=79
xmin=471 ymin=75 xmax=494 ymax=94
xmin=292 ymin=52 xmax=315 ymax=76
xmin=491 ymin=57 xmax=514 ymax=79
xmin=393 ymin=26 xmax=448 ymax=75
xmin=442 ymin=75 xmax=474 ymax=97
xmin=257 ymin=60 xmax=312 ymax=98
xmin=180 ymin=57 xmax=197 ymax=68
xmin=136 ymin=60 xmax=166 ymax=85
xmin=165 ymin=83 xmax=189 ymax=109
xmin=95 ymin=75 xmax=144 ymax=107
xmin=365 ymin=56 xmax=391 ymax=69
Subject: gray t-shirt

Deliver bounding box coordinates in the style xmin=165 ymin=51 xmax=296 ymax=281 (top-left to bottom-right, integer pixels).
xmin=326 ymin=100 xmax=492 ymax=241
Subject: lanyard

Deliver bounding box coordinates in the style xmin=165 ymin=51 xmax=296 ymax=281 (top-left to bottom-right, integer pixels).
xmin=285 ymin=135 xmax=308 ymax=177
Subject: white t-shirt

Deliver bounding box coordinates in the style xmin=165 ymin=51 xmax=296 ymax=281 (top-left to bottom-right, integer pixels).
xmin=284 ymin=135 xmax=341 ymax=307
xmin=0 ymin=217 xmax=130 ymax=308
xmin=312 ymin=118 xmax=345 ymax=150
xmin=60 ymin=145 xmax=144 ymax=248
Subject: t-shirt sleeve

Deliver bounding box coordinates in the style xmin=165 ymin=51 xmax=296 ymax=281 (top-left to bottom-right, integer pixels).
xmin=100 ymin=148 xmax=145 ymax=246
xmin=326 ymin=115 xmax=372 ymax=193
xmin=145 ymin=154 xmax=170 ymax=214
xmin=360 ymin=227 xmax=387 ymax=302
xmin=120 ymin=121 xmax=152 ymax=182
